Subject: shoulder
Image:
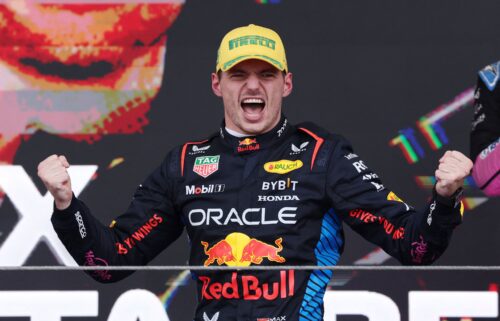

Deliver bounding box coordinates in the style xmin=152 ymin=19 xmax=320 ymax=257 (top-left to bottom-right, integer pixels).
xmin=478 ymin=61 xmax=500 ymax=91
xmin=295 ymin=121 xmax=351 ymax=148
xmin=179 ymin=132 xmax=218 ymax=157
xmin=295 ymin=121 xmax=330 ymax=138
xmin=294 ymin=121 xmax=355 ymax=165
xmin=161 ymin=132 xmax=219 ymax=178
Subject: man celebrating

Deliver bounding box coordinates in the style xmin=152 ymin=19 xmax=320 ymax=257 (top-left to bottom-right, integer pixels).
xmin=39 ymin=25 xmax=473 ymax=321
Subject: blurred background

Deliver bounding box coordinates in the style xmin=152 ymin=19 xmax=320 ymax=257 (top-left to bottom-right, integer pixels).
xmin=0 ymin=0 xmax=499 ymax=320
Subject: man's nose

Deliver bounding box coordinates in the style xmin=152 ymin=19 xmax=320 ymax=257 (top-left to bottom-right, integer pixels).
xmin=246 ymin=73 xmax=260 ymax=90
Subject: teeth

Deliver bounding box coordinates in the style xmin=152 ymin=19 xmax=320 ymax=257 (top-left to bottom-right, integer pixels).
xmin=243 ymin=98 xmax=264 ymax=104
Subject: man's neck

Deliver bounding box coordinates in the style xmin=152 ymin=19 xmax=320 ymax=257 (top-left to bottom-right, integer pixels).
xmin=225 ymin=127 xmax=251 ymax=138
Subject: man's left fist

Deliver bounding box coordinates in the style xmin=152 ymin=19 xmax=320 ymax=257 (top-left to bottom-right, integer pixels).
xmin=435 ymin=150 xmax=473 ymax=198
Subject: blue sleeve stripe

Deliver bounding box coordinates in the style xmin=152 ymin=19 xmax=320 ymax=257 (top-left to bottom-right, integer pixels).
xmin=300 ymin=209 xmax=343 ymax=321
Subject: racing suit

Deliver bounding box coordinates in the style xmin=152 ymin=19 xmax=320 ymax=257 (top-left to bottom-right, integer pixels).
xmin=470 ymin=61 xmax=500 ymax=196
xmin=52 ymin=116 xmax=463 ymax=321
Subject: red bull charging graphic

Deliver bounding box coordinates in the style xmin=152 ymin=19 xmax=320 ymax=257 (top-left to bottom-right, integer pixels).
xmin=201 ymin=232 xmax=285 ymax=267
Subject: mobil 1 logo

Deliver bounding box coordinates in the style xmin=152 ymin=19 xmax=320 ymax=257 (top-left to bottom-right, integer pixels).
xmin=186 ymin=184 xmax=225 ymax=196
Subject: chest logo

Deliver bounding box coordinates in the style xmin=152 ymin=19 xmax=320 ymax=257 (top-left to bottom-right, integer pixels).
xmin=238 ymin=138 xmax=260 ymax=153
xmin=203 ymin=312 xmax=219 ymax=321
xmin=201 ymin=232 xmax=285 ymax=267
xmin=189 ymin=145 xmax=211 ymax=155
xmin=264 ymin=160 xmax=303 ymax=174
xmin=387 ymin=191 xmax=411 ymax=211
xmin=290 ymin=141 xmax=309 ymax=155
xmin=193 ymin=155 xmax=220 ymax=178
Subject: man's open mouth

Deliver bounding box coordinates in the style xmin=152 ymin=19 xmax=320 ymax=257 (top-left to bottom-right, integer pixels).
xmin=241 ymin=98 xmax=266 ymax=116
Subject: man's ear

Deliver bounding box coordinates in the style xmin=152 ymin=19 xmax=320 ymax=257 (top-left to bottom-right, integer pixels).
xmin=211 ymin=73 xmax=222 ymax=97
xmin=282 ymin=72 xmax=293 ymax=97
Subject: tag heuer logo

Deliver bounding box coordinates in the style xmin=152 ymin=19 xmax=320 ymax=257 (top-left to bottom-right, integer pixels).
xmin=193 ymin=155 xmax=220 ymax=178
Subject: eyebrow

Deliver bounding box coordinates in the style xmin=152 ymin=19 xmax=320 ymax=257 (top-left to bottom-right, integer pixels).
xmin=227 ymin=68 xmax=246 ymax=74
xmin=260 ymin=68 xmax=279 ymax=74
xmin=228 ymin=68 xmax=278 ymax=74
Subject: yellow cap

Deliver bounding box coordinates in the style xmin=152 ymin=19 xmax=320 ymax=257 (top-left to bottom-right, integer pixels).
xmin=216 ymin=24 xmax=288 ymax=73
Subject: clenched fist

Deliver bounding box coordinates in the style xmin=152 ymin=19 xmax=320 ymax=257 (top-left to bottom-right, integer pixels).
xmin=435 ymin=150 xmax=473 ymax=198
xmin=38 ymin=155 xmax=73 ymax=210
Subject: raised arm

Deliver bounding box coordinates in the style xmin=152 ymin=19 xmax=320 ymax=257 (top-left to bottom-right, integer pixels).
xmin=327 ymin=136 xmax=472 ymax=265
xmin=38 ymin=151 xmax=184 ymax=282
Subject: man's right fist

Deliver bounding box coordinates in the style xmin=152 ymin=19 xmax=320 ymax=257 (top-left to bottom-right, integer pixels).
xmin=38 ymin=154 xmax=73 ymax=210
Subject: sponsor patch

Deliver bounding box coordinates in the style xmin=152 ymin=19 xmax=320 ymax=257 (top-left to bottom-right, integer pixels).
xmin=261 ymin=179 xmax=298 ymax=191
xmin=203 ymin=312 xmax=220 ymax=321
xmin=189 ymin=207 xmax=297 ymax=226
xmin=471 ymin=113 xmax=486 ymax=130
xmin=479 ymin=137 xmax=500 ymax=160
xmin=200 ymin=270 xmax=294 ymax=301
xmin=387 ymin=191 xmax=411 ymax=211
xmin=189 ymin=145 xmax=211 ymax=155
xmin=349 ymin=209 xmax=405 ymax=240
xmin=411 ymin=236 xmax=432 ymax=264
xmin=479 ymin=61 xmax=500 ymax=91
xmin=193 ymin=155 xmax=220 ymax=178
xmin=344 ymin=153 xmax=358 ymax=160
xmin=186 ymin=184 xmax=225 ymax=195
xmin=264 ymin=160 xmax=303 ymax=174
xmin=427 ymin=201 xmax=436 ymax=226
xmin=84 ymin=251 xmax=112 ymax=281
xmin=352 ymin=160 xmax=368 ymax=173
xmin=370 ymin=181 xmax=385 ymax=192
xmin=116 ymin=214 xmax=163 ymax=255
xmin=387 ymin=191 xmax=403 ymax=202
xmin=362 ymin=173 xmax=379 ymax=181
xmin=290 ymin=141 xmax=309 ymax=155
xmin=229 ymin=35 xmax=276 ymax=50
xmin=238 ymin=138 xmax=260 ymax=153
xmin=74 ymin=211 xmax=87 ymax=239
xmin=473 ymin=102 xmax=483 ymax=115
xmin=258 ymin=195 xmax=299 ymax=202
xmin=277 ymin=118 xmax=288 ymax=137
xmin=257 ymin=317 xmax=287 ymax=321
xmin=240 ymin=138 xmax=257 ymax=146
xmin=201 ymin=232 xmax=285 ymax=267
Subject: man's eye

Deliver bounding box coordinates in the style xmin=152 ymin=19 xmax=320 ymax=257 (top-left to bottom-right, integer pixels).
xmin=230 ymin=73 xmax=245 ymax=78
xmin=262 ymin=72 xmax=276 ymax=78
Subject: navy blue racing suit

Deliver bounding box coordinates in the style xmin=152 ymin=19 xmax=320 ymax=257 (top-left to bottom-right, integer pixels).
xmin=52 ymin=116 xmax=463 ymax=321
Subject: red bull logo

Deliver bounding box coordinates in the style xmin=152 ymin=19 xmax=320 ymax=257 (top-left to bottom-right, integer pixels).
xmin=200 ymin=270 xmax=295 ymax=301
xmin=239 ymin=138 xmax=257 ymax=146
xmin=201 ymin=240 xmax=235 ymax=266
xmin=201 ymin=232 xmax=285 ymax=267
xmin=240 ymin=238 xmax=285 ymax=264
xmin=237 ymin=138 xmax=260 ymax=153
